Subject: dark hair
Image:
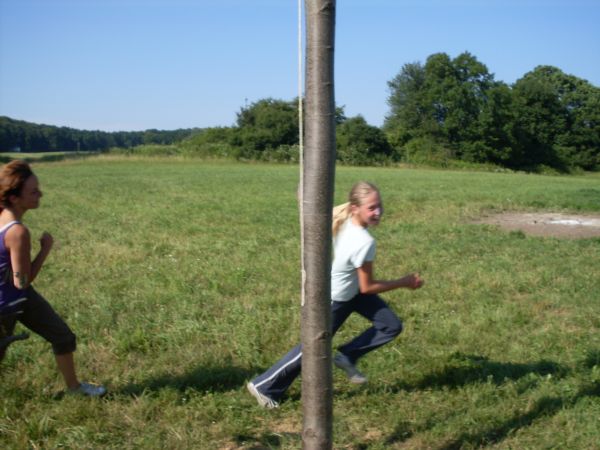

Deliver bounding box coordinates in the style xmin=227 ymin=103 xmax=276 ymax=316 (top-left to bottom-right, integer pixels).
xmin=0 ymin=160 xmax=34 ymax=209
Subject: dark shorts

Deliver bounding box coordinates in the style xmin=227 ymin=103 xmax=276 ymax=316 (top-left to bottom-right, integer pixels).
xmin=0 ymin=287 xmax=77 ymax=359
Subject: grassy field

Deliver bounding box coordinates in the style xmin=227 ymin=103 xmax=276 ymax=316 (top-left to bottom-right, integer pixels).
xmin=1 ymin=156 xmax=599 ymax=449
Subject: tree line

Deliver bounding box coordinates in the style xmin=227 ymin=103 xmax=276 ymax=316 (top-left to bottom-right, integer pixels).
xmin=0 ymin=116 xmax=198 ymax=153
xmin=385 ymin=53 xmax=600 ymax=171
xmin=2 ymin=52 xmax=598 ymax=172
xmin=182 ymin=51 xmax=600 ymax=172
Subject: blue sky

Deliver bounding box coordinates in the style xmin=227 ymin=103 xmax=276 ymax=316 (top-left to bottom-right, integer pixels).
xmin=1 ymin=0 xmax=599 ymax=131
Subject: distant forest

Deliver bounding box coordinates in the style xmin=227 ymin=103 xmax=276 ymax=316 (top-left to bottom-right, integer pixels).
xmin=2 ymin=52 xmax=599 ymax=172
xmin=0 ymin=116 xmax=199 ymax=153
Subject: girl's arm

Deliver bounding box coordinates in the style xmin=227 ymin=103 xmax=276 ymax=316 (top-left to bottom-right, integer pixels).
xmin=6 ymin=225 xmax=53 ymax=289
xmin=357 ymin=261 xmax=423 ymax=295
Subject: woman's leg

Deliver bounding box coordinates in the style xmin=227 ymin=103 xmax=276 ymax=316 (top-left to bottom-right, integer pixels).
xmin=337 ymin=294 xmax=402 ymax=364
xmin=0 ymin=314 xmax=17 ymax=361
xmin=10 ymin=289 xmax=105 ymax=396
xmin=55 ymin=352 xmax=79 ymax=389
xmin=17 ymin=288 xmax=79 ymax=388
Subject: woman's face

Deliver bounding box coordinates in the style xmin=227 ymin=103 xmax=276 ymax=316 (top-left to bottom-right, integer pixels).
xmin=351 ymin=191 xmax=382 ymax=228
xmin=12 ymin=175 xmax=42 ymax=211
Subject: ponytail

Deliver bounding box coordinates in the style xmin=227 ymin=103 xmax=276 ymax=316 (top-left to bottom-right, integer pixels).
xmin=332 ymin=202 xmax=351 ymax=237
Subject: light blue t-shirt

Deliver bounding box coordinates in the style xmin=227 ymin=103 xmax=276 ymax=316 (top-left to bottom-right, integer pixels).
xmin=330 ymin=219 xmax=376 ymax=302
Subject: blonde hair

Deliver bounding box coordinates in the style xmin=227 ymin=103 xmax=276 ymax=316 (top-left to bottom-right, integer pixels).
xmin=332 ymin=181 xmax=379 ymax=236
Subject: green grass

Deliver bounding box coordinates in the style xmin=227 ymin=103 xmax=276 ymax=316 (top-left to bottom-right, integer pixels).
xmin=1 ymin=156 xmax=599 ymax=449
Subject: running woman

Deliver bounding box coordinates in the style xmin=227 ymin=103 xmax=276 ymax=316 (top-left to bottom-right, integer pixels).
xmin=0 ymin=160 xmax=106 ymax=396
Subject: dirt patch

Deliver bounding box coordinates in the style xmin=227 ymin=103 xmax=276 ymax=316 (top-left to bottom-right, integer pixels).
xmin=472 ymin=212 xmax=600 ymax=239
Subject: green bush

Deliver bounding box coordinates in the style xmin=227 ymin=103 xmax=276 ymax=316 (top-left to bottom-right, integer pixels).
xmin=399 ymin=136 xmax=454 ymax=166
xmin=108 ymin=144 xmax=181 ymax=156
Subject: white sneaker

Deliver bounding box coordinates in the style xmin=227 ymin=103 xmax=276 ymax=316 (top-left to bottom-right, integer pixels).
xmin=246 ymin=382 xmax=279 ymax=409
xmin=334 ymin=352 xmax=368 ymax=384
xmin=68 ymin=382 xmax=107 ymax=397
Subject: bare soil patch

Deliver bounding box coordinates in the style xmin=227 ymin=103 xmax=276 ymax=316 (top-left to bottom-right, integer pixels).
xmin=472 ymin=212 xmax=600 ymax=239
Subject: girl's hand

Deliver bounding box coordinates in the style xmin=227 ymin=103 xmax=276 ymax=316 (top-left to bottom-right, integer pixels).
xmin=40 ymin=232 xmax=54 ymax=253
xmin=403 ymin=273 xmax=424 ymax=290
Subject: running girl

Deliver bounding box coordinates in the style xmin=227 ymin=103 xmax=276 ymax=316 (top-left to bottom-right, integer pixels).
xmin=0 ymin=160 xmax=106 ymax=396
xmin=247 ymin=181 xmax=423 ymax=408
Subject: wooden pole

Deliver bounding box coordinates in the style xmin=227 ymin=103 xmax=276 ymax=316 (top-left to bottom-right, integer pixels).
xmin=301 ymin=1 xmax=336 ymax=449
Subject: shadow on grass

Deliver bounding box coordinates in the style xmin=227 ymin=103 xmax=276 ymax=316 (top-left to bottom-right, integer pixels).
xmin=382 ymin=351 xmax=600 ymax=448
xmin=437 ymin=381 xmax=600 ymax=450
xmin=582 ymin=348 xmax=600 ymax=369
xmin=232 ymin=431 xmax=301 ymax=450
xmin=116 ymin=364 xmax=258 ymax=397
xmin=381 ymin=353 xmax=568 ymax=393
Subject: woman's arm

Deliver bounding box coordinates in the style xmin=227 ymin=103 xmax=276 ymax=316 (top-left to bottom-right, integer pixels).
xmin=6 ymin=225 xmax=53 ymax=289
xmin=357 ymin=261 xmax=424 ymax=295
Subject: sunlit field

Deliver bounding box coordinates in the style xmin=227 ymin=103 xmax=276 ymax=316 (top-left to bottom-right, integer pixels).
xmin=1 ymin=156 xmax=599 ymax=449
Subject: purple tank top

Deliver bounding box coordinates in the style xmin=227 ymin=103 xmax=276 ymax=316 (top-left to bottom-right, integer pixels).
xmin=0 ymin=221 xmax=28 ymax=315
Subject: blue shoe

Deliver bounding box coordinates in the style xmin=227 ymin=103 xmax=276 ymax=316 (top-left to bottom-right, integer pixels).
xmin=68 ymin=382 xmax=107 ymax=397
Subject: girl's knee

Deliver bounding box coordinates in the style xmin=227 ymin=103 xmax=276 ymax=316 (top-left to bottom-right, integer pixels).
xmin=384 ymin=318 xmax=403 ymax=337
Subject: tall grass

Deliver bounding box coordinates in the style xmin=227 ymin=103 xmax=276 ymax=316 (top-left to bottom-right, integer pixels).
xmin=1 ymin=156 xmax=599 ymax=449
